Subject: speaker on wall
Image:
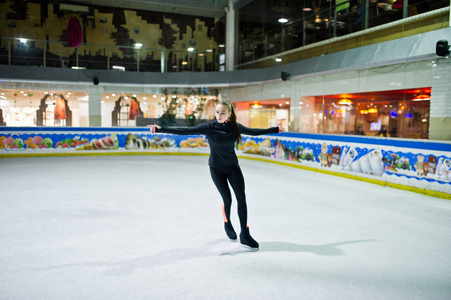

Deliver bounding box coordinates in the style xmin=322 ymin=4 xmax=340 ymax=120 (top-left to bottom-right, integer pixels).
xmin=436 ymin=40 xmax=450 ymax=56
xmin=281 ymin=71 xmax=290 ymax=81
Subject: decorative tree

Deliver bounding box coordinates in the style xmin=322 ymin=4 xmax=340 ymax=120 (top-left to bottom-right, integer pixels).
xmin=158 ymin=88 xmax=178 ymax=126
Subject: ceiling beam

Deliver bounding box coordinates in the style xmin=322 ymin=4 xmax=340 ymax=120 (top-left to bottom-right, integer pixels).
xmin=67 ymin=0 xmax=228 ymax=18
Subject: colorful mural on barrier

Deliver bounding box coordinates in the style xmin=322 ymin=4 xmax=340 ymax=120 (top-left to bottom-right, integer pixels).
xmin=236 ymin=136 xmax=451 ymax=185
xmin=1 ymin=130 xmax=450 ymax=194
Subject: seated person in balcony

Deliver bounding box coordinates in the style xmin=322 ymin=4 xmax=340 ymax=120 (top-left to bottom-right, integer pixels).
xmin=376 ymin=0 xmax=403 ymax=11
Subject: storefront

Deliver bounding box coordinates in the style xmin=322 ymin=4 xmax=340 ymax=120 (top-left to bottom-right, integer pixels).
xmin=299 ymin=88 xmax=431 ymax=139
xmin=0 ymin=90 xmax=85 ymax=127
xmin=234 ymin=99 xmax=290 ymax=131
xmin=0 ymin=89 xmax=219 ymax=128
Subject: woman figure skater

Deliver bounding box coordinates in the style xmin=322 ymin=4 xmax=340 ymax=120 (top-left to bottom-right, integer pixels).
xmin=148 ymin=100 xmax=282 ymax=249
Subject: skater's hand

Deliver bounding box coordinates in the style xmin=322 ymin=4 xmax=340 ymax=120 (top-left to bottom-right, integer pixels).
xmin=147 ymin=124 xmax=161 ymax=133
xmin=277 ymin=124 xmax=285 ymax=133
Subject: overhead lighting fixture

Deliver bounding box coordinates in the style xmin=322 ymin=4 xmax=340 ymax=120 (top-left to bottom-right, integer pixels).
xmin=303 ymin=8 xmax=312 ymax=11
xmin=253 ymin=101 xmax=262 ymax=108
xmin=182 ymin=61 xmax=188 ymax=65
xmin=71 ymin=66 xmax=86 ymax=70
xmin=19 ymin=38 xmax=27 ymax=43
xmin=412 ymin=92 xmax=431 ymax=101
xmin=275 ymin=58 xmax=282 ymax=62
xmin=278 ymin=18 xmax=288 ymax=23
xmin=187 ymin=47 xmax=195 ymax=52
xmin=134 ymin=43 xmax=143 ymax=48
xmin=206 ymin=49 xmax=213 ymax=52
xmin=218 ymin=44 xmax=225 ymax=48
xmin=338 ymin=99 xmax=353 ymax=105
xmin=112 ymin=66 xmax=125 ymax=71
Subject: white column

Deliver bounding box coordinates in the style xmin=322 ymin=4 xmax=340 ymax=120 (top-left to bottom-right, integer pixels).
xmin=87 ymin=86 xmax=104 ymax=127
xmin=225 ymin=0 xmax=238 ymax=71
xmin=429 ymin=58 xmax=451 ymax=140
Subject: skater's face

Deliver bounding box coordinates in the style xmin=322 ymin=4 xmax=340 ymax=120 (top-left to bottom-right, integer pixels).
xmin=215 ymin=104 xmax=231 ymax=123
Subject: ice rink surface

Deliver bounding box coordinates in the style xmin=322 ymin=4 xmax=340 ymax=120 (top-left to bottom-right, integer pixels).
xmin=1 ymin=155 xmax=450 ymax=300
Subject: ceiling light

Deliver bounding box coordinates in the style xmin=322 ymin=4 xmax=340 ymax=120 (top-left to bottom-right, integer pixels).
xmin=278 ymin=18 xmax=288 ymax=23
xmin=187 ymin=47 xmax=195 ymax=52
xmin=303 ymin=8 xmax=312 ymax=11
xmin=134 ymin=43 xmax=143 ymax=48
xmin=275 ymin=58 xmax=282 ymax=62
xmin=412 ymin=92 xmax=431 ymax=101
xmin=338 ymin=99 xmax=353 ymax=105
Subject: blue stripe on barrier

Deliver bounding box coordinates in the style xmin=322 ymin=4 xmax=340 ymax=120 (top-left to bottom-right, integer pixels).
xmin=1 ymin=127 xmax=450 ymax=152
xmin=272 ymin=132 xmax=451 ymax=152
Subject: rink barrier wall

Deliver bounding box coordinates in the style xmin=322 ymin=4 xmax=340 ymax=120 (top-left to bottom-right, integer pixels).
xmin=1 ymin=127 xmax=450 ymax=199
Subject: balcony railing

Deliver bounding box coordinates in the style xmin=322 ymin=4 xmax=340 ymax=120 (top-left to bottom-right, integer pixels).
xmin=0 ymin=0 xmax=448 ymax=72
xmin=238 ymin=0 xmax=449 ymax=64
xmin=0 ymin=38 xmax=221 ymax=73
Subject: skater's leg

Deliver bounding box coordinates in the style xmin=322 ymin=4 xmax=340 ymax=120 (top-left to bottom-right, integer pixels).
xmin=209 ymin=167 xmax=232 ymax=223
xmin=228 ymin=165 xmax=258 ymax=249
xmin=227 ymin=165 xmax=247 ymax=230
xmin=210 ymin=166 xmax=237 ymax=240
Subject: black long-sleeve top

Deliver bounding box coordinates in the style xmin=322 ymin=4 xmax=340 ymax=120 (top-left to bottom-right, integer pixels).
xmin=156 ymin=119 xmax=279 ymax=167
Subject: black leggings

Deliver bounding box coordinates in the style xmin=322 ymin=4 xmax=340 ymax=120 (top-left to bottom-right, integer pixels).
xmin=209 ymin=164 xmax=247 ymax=230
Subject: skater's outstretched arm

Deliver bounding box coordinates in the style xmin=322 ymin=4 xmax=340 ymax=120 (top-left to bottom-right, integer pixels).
xmin=238 ymin=124 xmax=284 ymax=136
xmin=147 ymin=123 xmax=209 ymax=135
